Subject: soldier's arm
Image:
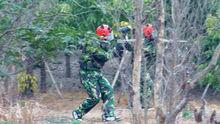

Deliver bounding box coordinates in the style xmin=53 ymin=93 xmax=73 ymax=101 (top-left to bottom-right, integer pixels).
xmin=91 ymin=41 xmax=113 ymax=61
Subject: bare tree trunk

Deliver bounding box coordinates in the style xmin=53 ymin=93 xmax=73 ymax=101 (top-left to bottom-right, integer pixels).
xmin=164 ymin=0 xmax=180 ymax=122
xmin=2 ymin=78 xmax=9 ymax=106
xmin=7 ymin=65 xmax=18 ymax=105
xmin=153 ymin=0 xmax=220 ymax=123
xmin=40 ymin=61 xmax=47 ymax=93
xmin=164 ymin=116 xmax=176 ymax=124
xmin=65 ymin=53 xmax=71 ymax=78
xmin=164 ymin=43 xmax=220 ymax=124
xmin=143 ymin=58 xmax=149 ymax=124
xmin=154 ymin=0 xmax=165 ymax=123
xmin=131 ymin=0 xmax=144 ymax=123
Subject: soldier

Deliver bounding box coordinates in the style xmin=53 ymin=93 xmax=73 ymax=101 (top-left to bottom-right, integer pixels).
xmin=140 ymin=24 xmax=156 ymax=108
xmin=72 ymin=24 xmax=120 ymax=122
xmin=115 ymin=23 xmax=156 ymax=109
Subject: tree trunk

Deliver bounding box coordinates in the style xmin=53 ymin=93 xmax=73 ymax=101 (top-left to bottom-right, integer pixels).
xmin=40 ymin=61 xmax=47 ymax=93
xmin=7 ymin=65 xmax=18 ymax=105
xmin=153 ymin=0 xmax=220 ymax=123
xmin=164 ymin=0 xmax=179 ymax=121
xmin=154 ymin=0 xmax=165 ymax=123
xmin=65 ymin=53 xmax=71 ymax=78
xmin=143 ymin=58 xmax=149 ymax=124
xmin=131 ymin=0 xmax=144 ymax=123
xmin=164 ymin=116 xmax=176 ymax=124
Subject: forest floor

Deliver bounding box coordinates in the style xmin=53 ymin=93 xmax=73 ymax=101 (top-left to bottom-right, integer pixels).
xmin=1 ymin=88 xmax=220 ymax=124
xmin=30 ymin=88 xmax=220 ymax=124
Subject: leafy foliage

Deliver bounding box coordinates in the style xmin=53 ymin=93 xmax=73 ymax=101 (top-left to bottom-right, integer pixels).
xmin=205 ymin=14 xmax=220 ymax=39
xmin=16 ymin=71 xmax=37 ymax=92
xmin=182 ymin=106 xmax=193 ymax=119
xmin=198 ymin=5 xmax=220 ymax=90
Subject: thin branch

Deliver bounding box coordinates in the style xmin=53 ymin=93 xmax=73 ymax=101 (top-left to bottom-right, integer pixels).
xmin=112 ymin=50 xmax=128 ymax=88
xmin=171 ymin=43 xmax=220 ymax=118
xmin=44 ymin=60 xmax=63 ymax=99
xmin=0 ymin=59 xmax=42 ymax=76
xmin=201 ymin=83 xmax=210 ymax=100
xmin=170 ymin=87 xmax=191 ymax=117
xmin=72 ymin=0 xmax=86 ymax=8
xmin=0 ymin=10 xmax=99 ymax=39
xmin=171 ymin=95 xmax=188 ymax=117
xmin=174 ymin=41 xmax=199 ymax=70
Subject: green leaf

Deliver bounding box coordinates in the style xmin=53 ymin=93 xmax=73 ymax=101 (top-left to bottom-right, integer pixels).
xmin=59 ymin=3 xmax=71 ymax=13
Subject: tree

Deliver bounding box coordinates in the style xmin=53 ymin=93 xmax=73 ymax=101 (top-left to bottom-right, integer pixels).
xmin=153 ymin=0 xmax=220 ymax=123
xmin=0 ymin=0 xmax=41 ymax=98
xmin=0 ymin=0 xmax=72 ymax=96
xmin=154 ymin=0 xmax=165 ymax=123
xmin=131 ymin=0 xmax=144 ymax=123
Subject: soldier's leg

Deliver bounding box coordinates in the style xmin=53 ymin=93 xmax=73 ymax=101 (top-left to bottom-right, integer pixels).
xmin=140 ymin=79 xmax=144 ymax=108
xmin=144 ymin=72 xmax=154 ymax=108
xmin=140 ymin=57 xmax=147 ymax=108
xmin=98 ymin=75 xmax=115 ymax=118
xmin=146 ymin=53 xmax=155 ymax=108
xmin=73 ymin=70 xmax=101 ymax=119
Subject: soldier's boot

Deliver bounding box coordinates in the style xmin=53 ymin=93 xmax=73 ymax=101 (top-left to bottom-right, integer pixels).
xmin=102 ymin=115 xmax=121 ymax=122
xmin=72 ymin=111 xmax=82 ymax=121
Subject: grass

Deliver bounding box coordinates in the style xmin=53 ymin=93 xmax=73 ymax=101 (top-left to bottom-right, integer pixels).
xmin=70 ymin=120 xmax=81 ymax=124
xmin=0 ymin=121 xmax=14 ymax=124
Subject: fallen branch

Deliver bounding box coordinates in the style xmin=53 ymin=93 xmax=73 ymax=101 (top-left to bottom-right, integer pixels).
xmin=44 ymin=61 xmax=63 ymax=99
xmin=112 ymin=50 xmax=128 ymax=88
xmin=201 ymin=83 xmax=210 ymax=101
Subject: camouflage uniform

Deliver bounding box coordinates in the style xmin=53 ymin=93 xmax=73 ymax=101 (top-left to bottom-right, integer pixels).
xmin=140 ymin=38 xmax=156 ymax=108
xmin=73 ymin=40 xmax=116 ymax=119
xmin=116 ymin=25 xmax=155 ymax=108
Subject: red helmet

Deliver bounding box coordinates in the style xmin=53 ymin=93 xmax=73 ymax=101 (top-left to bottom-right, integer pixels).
xmin=143 ymin=24 xmax=153 ymax=38
xmin=96 ymin=24 xmax=112 ymax=37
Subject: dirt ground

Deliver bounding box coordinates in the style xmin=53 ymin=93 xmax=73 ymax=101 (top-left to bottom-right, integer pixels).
xmin=2 ymin=89 xmax=220 ymax=124
xmin=25 ymin=89 xmax=220 ymax=124
xmin=34 ymin=91 xmax=135 ymax=124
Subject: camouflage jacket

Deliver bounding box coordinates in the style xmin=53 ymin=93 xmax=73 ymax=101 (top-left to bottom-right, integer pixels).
xmin=79 ymin=40 xmax=114 ymax=71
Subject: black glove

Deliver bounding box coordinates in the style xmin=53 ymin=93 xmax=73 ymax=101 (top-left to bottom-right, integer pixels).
xmin=113 ymin=43 xmax=124 ymax=57
xmin=125 ymin=41 xmax=133 ymax=52
xmin=119 ymin=26 xmax=131 ymax=34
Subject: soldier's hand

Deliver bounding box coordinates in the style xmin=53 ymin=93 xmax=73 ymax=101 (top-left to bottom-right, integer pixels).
xmin=119 ymin=26 xmax=131 ymax=34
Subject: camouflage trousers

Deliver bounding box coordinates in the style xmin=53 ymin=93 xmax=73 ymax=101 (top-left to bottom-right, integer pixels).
xmin=140 ymin=72 xmax=153 ymax=107
xmin=140 ymin=40 xmax=155 ymax=108
xmin=140 ymin=57 xmax=154 ymax=108
xmin=74 ymin=69 xmax=115 ymax=118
